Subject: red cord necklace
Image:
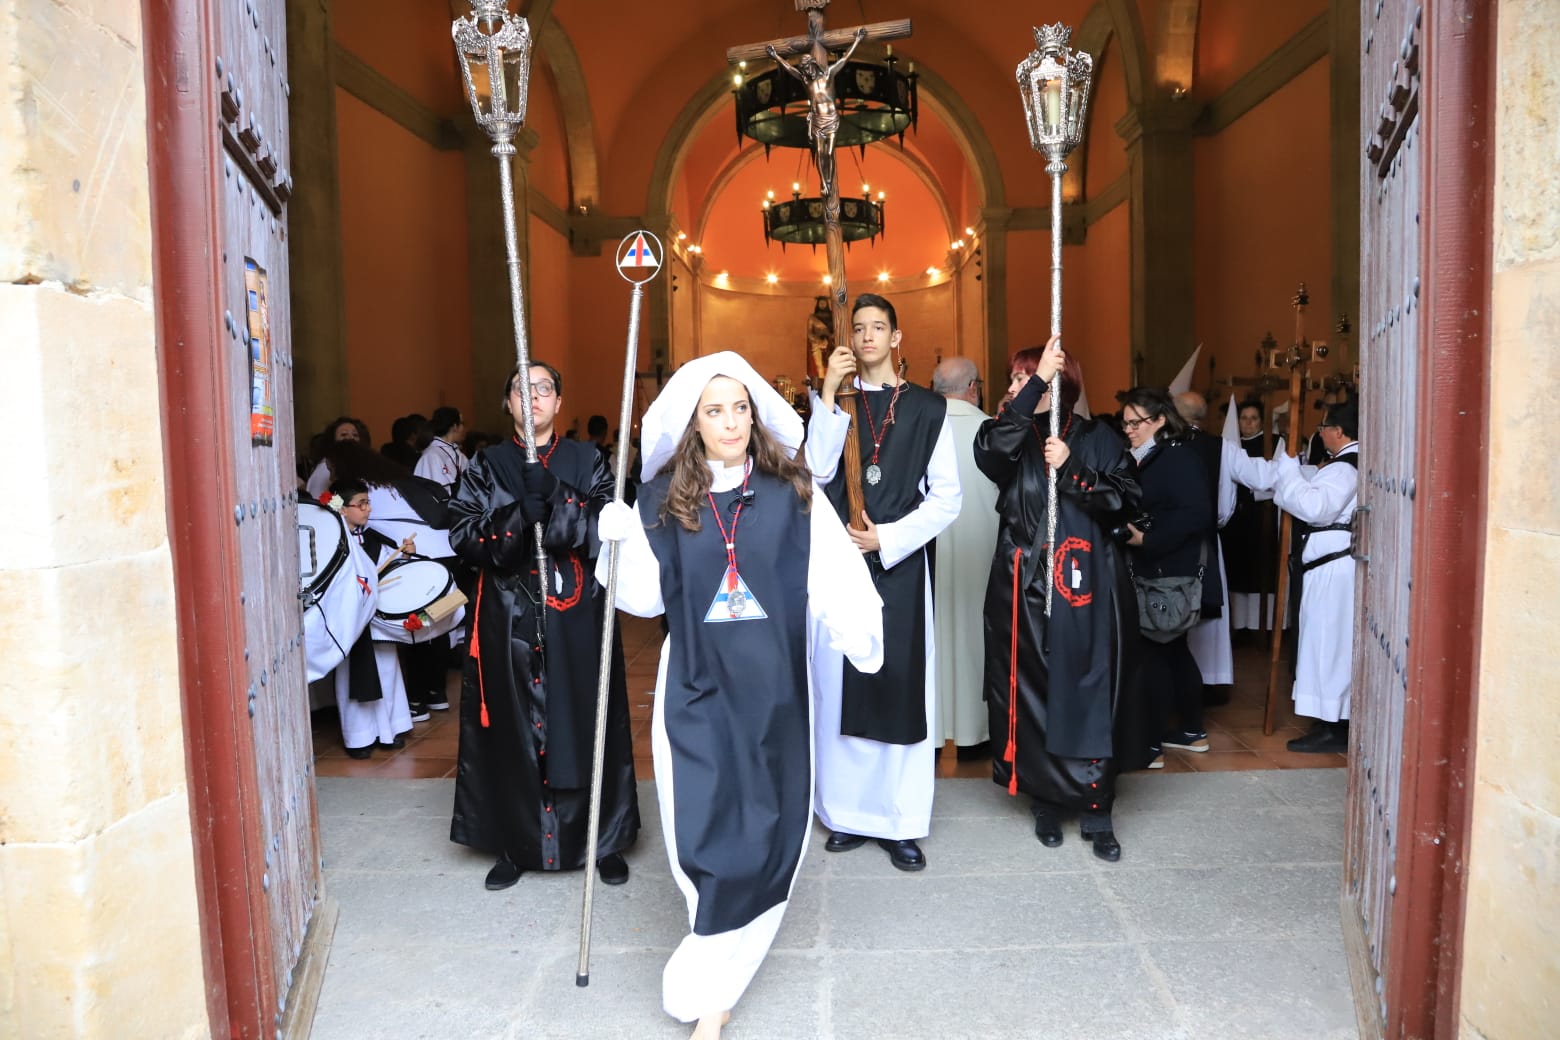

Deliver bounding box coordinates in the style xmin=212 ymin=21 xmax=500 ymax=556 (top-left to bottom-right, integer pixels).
xmin=706 ymin=459 xmax=754 ymax=617
xmin=513 ymin=433 xmax=560 ymax=469
xmin=860 ymin=380 xmax=905 ymax=487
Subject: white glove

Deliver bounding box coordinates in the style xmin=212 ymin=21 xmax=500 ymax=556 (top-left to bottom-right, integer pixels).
xmin=1274 ymin=452 xmax=1300 ymax=478
xmin=597 ymin=500 xmax=637 ymax=543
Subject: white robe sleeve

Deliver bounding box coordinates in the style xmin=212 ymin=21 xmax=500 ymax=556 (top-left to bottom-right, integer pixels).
xmin=306 ymin=460 xmax=331 ymax=499
xmin=807 ymin=485 xmax=883 ymax=673
xmin=1216 ymin=448 xmax=1238 ymax=528
xmin=875 ymin=417 xmax=962 ymax=570
xmin=1273 ymin=461 xmax=1359 ymax=526
xmin=1221 ymin=438 xmax=1282 ymax=494
xmin=804 ymin=393 xmax=850 ymax=484
xmin=592 ymin=503 xmax=666 ymax=617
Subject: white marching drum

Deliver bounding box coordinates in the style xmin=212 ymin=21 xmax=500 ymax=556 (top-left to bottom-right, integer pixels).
xmin=299 ymin=501 xmax=378 ymax=681
xmin=370 ymin=557 xmax=467 ymax=644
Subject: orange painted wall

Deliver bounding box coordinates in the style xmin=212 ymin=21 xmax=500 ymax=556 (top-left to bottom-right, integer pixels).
xmin=1085 ymin=41 xmax=1131 ymax=197
xmin=333 ymin=0 xmax=462 ymax=115
xmin=1193 ymin=59 xmax=1333 ymax=400
xmin=1195 ymin=0 xmax=1329 ymax=100
xmin=526 ymin=60 xmax=572 ymax=210
xmin=335 ymin=89 xmax=472 ymax=446
xmin=1076 ymin=201 xmax=1132 ymax=410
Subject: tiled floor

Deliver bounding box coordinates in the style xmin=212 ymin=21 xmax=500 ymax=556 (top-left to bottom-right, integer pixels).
xmin=313 ymin=616 xmax=1345 ymax=778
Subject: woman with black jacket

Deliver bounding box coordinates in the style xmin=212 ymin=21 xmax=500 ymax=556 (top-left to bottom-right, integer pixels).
xmin=1119 ymin=387 xmax=1215 ymax=762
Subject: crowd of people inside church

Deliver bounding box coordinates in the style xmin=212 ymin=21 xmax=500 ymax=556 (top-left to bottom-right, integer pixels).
xmin=294 ymin=291 xmax=1360 ymax=1039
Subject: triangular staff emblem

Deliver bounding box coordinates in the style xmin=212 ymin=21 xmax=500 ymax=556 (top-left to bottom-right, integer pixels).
xmin=618 ymin=232 xmax=660 ymax=269
xmin=703 ymin=571 xmax=768 ymax=624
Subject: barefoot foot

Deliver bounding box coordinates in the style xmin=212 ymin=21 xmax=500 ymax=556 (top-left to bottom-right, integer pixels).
xmin=689 ymin=1011 xmax=731 ymax=1040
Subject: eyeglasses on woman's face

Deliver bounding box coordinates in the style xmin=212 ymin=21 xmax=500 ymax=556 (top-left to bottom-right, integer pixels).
xmin=512 ymin=380 xmax=557 ymax=399
xmin=1122 ymin=414 xmax=1155 ymax=431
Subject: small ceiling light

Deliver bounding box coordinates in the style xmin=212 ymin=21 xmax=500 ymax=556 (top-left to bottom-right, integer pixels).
xmin=762 ymin=199 xmax=771 ymax=209
xmin=677 ymin=231 xmax=687 ymax=240
xmin=877 ymin=271 xmax=891 ymax=283
xmin=877 ymin=190 xmax=886 ymax=200
xmin=732 ymin=72 xmax=743 ymax=86
xmin=715 ymin=270 xmax=730 ymax=283
xmin=766 ymin=272 xmax=779 ymax=285
xmin=766 ymin=189 xmax=776 ymax=199
xmin=926 ymin=266 xmax=941 ymax=277
xmin=862 ymin=183 xmax=870 ymax=194
xmin=964 ymin=226 xmax=976 ymax=237
xmin=822 ymin=273 xmax=832 ymax=285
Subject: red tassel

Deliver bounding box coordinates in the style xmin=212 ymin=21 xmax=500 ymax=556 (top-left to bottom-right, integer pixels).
xmin=1005 ymin=546 xmax=1023 ymax=797
xmin=472 ymin=574 xmax=491 ymax=729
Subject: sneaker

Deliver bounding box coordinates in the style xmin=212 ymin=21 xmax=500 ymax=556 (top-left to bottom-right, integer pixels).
xmin=1163 ymin=730 xmax=1210 ymax=752
xmin=425 ymin=696 xmax=451 ymax=711
xmin=1146 ymin=744 xmax=1165 ymax=769
xmin=408 ymin=702 xmax=432 ymax=723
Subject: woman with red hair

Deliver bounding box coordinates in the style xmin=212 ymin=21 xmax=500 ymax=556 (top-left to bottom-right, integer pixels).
xmin=975 ymin=335 xmax=1151 ymax=862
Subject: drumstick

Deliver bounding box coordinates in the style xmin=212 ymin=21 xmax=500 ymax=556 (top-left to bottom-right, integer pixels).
xmin=376 ymin=548 xmax=406 ymax=575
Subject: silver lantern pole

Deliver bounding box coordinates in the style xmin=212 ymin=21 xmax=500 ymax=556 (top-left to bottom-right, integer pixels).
xmin=453 ymin=1 xmax=547 ymax=642
xmin=577 ymin=230 xmax=663 ymax=987
xmin=1016 ymin=24 xmax=1093 ymax=624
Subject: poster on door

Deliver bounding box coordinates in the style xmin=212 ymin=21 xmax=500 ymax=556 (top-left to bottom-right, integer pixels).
xmin=245 ymin=258 xmax=275 ymax=446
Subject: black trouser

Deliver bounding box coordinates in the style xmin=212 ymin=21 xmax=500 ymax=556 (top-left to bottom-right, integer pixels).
xmin=1032 ymin=797 xmax=1113 ymax=836
xmin=399 ymin=640 xmax=446 ymax=704
xmin=1140 ymin=634 xmax=1205 ymax=736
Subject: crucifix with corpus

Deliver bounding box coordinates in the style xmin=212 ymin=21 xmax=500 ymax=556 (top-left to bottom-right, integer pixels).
xmin=728 ymin=0 xmax=913 ymax=529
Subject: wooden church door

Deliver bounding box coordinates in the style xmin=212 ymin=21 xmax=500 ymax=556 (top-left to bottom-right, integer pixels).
xmin=1346 ymin=1 xmax=1489 ymax=1036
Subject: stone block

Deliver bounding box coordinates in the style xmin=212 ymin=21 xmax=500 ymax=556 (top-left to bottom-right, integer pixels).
xmin=1101 ymin=863 xmax=1345 ymax=943
xmin=1473 ymin=527 xmax=1560 ymax=814
xmin=0 ymin=0 xmax=153 ymax=294
xmin=0 ymin=285 xmax=170 ymax=570
xmin=1486 ymin=262 xmax=1560 ymax=535
xmin=1458 ymin=785 xmax=1559 ymax=1040
xmin=0 ymin=793 xmax=206 ymax=1040
xmin=1494 ymin=0 xmax=1560 ymax=268
xmin=0 ymin=547 xmax=185 ymax=845
xmin=1147 ymin=937 xmax=1356 ymax=1039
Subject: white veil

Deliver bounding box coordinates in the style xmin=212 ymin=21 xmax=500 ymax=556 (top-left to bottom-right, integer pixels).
xmin=638 ymin=351 xmax=804 ymax=483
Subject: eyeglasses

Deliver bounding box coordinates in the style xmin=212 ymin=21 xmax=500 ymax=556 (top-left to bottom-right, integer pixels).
xmin=344 ymin=498 xmax=371 ymax=510
xmin=969 ymin=378 xmax=984 ymax=388
xmin=512 ymin=380 xmax=557 ymax=399
xmin=1122 ymin=414 xmax=1157 ymax=431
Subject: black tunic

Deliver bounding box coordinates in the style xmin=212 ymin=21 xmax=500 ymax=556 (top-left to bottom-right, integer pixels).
xmin=822 ymin=383 xmax=946 ymax=744
xmin=1220 ymin=434 xmax=1278 ymax=594
xmin=974 ymin=388 xmax=1154 ymax=814
xmin=446 ymin=437 xmax=639 ymax=870
xmin=639 ymin=471 xmax=811 ymax=936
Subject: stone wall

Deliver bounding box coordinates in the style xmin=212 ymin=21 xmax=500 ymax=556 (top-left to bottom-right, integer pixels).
xmin=1460 ymin=1 xmax=1560 ymax=1037
xmin=0 ymin=0 xmax=207 ymax=1036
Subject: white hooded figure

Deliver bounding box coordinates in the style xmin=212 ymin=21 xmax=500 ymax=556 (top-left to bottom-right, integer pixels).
xmin=596 ymin=351 xmax=882 ymax=1038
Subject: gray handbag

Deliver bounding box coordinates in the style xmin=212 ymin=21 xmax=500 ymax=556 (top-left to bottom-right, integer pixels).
xmin=1132 ymin=540 xmax=1206 ymax=644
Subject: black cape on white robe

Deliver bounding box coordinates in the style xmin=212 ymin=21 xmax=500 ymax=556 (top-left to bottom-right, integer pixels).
xmin=446 ymin=436 xmax=639 ymax=869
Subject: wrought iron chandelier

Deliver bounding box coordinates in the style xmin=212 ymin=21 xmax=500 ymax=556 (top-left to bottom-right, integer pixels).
xmin=733 ymin=48 xmax=918 ymax=155
xmin=762 ymin=183 xmax=885 ymax=249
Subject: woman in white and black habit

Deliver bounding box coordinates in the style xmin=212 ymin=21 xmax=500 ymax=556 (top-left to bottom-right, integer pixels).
xmin=596 ymin=352 xmax=882 ymax=1040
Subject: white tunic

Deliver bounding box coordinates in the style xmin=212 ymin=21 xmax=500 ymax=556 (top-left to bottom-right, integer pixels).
xmin=333 ymin=532 xmax=413 ymax=749
xmin=414 ymin=437 xmax=468 ymax=491
xmin=1188 ymin=437 xmax=1239 ymax=686
xmin=1225 ymin=442 xmax=1359 ymax=721
xmin=600 ymin=465 xmax=882 ymax=1023
xmin=932 ymin=398 xmax=998 ymax=746
xmin=804 ymin=391 xmax=962 ymax=840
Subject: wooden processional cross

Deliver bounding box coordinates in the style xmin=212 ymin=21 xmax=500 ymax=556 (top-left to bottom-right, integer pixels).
xmin=728 ymin=0 xmax=912 ymax=527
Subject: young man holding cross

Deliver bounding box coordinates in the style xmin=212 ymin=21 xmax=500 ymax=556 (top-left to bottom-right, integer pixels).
xmin=806 ymin=293 xmax=962 ymax=870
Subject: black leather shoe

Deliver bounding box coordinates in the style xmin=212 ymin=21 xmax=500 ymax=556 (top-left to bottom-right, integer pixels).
xmin=484 ymin=854 xmax=523 ymax=891
xmin=377 ymin=735 xmax=406 ymax=751
xmin=1090 ymin=831 xmax=1122 ymax=863
xmin=1286 ymin=721 xmax=1348 ymax=754
xmin=825 ymin=831 xmax=869 ymax=853
xmin=1034 ymin=812 xmax=1064 ymax=848
xmin=877 ymin=838 xmax=927 ymax=872
xmin=344 ymin=745 xmax=372 ymax=760
xmin=596 ymin=852 xmax=629 ymax=886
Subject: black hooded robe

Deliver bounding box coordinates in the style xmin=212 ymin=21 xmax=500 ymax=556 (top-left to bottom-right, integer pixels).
xmin=446 ymin=437 xmax=639 ymax=870
xmin=975 ymin=396 xmax=1153 ymax=826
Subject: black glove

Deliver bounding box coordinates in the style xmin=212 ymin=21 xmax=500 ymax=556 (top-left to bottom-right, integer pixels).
xmin=517 ymin=490 xmax=549 ymax=526
xmin=520 ymin=461 xmax=559 ymax=499
xmin=1009 ymin=372 xmax=1047 ymax=416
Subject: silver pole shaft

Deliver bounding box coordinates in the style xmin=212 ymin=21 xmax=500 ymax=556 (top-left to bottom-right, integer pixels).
xmin=1045 ymin=161 xmax=1065 ymax=620
xmin=576 ymin=280 xmax=645 ymax=986
xmin=495 ymin=142 xmax=548 ymax=642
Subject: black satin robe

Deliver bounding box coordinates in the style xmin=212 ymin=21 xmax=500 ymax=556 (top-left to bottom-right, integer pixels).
xmin=446 ymin=437 xmax=639 ymax=869
xmin=975 ymin=396 xmax=1154 ymax=816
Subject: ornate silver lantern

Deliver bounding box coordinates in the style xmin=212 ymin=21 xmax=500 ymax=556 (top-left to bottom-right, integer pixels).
xmin=453 ymin=0 xmax=534 ymax=147
xmin=451 ymin=0 xmax=547 ymax=631
xmin=1015 ymin=23 xmax=1093 ymax=623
